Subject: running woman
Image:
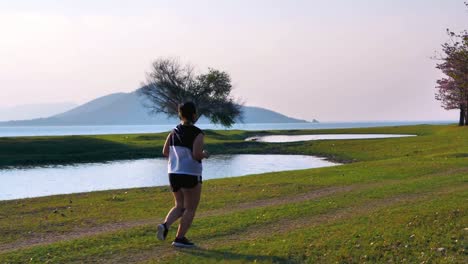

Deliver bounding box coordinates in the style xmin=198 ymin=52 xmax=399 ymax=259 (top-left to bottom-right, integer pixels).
xmin=157 ymin=102 xmax=209 ymax=248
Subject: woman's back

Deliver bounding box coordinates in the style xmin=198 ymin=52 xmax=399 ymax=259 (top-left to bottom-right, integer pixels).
xmin=168 ymin=124 xmax=204 ymax=176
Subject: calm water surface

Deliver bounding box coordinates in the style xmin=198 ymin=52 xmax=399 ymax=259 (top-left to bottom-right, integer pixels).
xmin=249 ymin=134 xmax=416 ymax=143
xmin=0 ymin=154 xmax=338 ymax=201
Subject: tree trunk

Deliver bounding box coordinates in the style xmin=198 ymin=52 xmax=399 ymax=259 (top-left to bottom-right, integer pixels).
xmin=460 ymin=106 xmax=466 ymax=126
xmin=465 ymin=106 xmax=468 ymax=126
xmin=464 ymin=98 xmax=468 ymax=126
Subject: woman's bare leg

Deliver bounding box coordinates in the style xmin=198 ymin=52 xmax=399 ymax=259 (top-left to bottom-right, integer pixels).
xmin=164 ymin=190 xmax=185 ymax=228
xmin=176 ymin=184 xmax=201 ymax=238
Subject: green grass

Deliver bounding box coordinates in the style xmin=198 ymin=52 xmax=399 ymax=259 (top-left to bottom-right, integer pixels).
xmin=0 ymin=125 xmax=467 ymax=263
xmin=167 ymin=189 xmax=466 ymax=264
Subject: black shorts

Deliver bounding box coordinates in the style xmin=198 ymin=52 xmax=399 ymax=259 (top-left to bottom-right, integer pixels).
xmin=169 ymin=174 xmax=202 ymax=192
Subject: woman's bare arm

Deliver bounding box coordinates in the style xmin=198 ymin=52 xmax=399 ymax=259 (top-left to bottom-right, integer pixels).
xmin=192 ymin=133 xmax=206 ymax=160
xmin=162 ymin=133 xmax=171 ymax=157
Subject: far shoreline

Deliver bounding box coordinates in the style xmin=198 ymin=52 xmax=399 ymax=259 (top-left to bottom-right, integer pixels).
xmin=0 ymin=121 xmax=453 ymax=138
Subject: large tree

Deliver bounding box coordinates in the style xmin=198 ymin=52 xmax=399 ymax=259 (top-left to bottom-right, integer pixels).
xmin=138 ymin=58 xmax=243 ymax=127
xmin=435 ymin=3 xmax=468 ymax=126
xmin=435 ymin=30 xmax=468 ymax=126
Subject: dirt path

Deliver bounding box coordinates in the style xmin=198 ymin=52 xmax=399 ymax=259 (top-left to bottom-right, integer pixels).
xmin=102 ymin=184 xmax=467 ymax=264
xmin=0 ymin=168 xmax=467 ymax=254
xmin=105 ymin=191 xmax=433 ymax=264
xmin=0 ymin=185 xmax=358 ymax=254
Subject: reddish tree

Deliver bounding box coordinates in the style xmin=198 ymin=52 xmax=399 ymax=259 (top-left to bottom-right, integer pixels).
xmin=435 ymin=12 xmax=468 ymax=126
xmin=436 ymin=77 xmax=466 ymax=125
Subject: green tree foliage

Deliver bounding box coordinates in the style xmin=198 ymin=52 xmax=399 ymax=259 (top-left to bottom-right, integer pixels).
xmin=139 ymin=58 xmax=243 ymax=127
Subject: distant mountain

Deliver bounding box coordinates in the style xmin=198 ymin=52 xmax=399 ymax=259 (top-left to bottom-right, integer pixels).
xmin=0 ymin=90 xmax=311 ymax=126
xmin=0 ymin=102 xmax=77 ymax=122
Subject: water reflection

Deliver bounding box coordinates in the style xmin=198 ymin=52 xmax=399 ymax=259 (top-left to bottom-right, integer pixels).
xmin=0 ymin=154 xmax=338 ymax=201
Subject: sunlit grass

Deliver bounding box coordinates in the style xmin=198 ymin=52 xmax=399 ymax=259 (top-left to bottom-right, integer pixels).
xmin=0 ymin=125 xmax=466 ymax=263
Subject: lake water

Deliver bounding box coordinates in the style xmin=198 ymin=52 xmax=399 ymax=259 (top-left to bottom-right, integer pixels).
xmin=248 ymin=134 xmax=416 ymax=143
xmin=0 ymin=154 xmax=338 ymax=201
xmin=0 ymin=121 xmax=451 ymax=137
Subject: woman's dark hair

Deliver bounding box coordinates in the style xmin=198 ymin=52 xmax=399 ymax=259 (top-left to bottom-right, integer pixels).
xmin=178 ymin=102 xmax=197 ymax=123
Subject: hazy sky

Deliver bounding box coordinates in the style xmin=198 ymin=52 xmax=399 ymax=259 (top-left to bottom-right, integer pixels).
xmin=1 ymin=0 xmax=466 ymax=121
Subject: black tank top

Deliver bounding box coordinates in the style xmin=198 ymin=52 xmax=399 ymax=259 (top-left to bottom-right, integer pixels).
xmin=168 ymin=124 xmax=204 ymax=176
xmin=170 ymin=124 xmax=204 ymax=151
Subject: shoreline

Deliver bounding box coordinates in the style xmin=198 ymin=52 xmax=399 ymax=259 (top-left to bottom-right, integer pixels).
xmin=0 ymin=121 xmax=453 ymax=138
xmin=0 ymin=124 xmax=444 ymax=169
xmin=0 ymin=154 xmax=340 ymax=201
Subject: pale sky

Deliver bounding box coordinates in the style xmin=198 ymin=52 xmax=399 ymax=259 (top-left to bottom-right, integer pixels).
xmin=1 ymin=0 xmax=466 ymax=121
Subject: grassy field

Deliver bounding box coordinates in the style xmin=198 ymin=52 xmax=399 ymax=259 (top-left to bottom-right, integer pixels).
xmin=0 ymin=125 xmax=466 ymax=263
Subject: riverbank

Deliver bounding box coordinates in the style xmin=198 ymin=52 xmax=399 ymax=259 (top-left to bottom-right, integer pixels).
xmin=0 ymin=125 xmax=466 ymax=263
xmin=0 ymin=121 xmax=451 ymax=137
xmin=0 ymin=124 xmax=443 ymax=168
